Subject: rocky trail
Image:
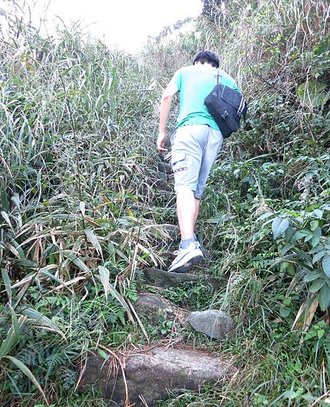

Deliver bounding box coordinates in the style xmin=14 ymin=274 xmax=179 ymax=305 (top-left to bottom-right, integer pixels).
xmin=80 ymin=267 xmax=236 ymax=406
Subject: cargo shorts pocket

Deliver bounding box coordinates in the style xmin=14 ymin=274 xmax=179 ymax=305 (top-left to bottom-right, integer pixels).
xmin=171 ymin=152 xmax=187 ymax=174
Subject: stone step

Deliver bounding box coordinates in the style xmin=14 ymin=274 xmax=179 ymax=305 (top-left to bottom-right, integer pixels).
xmin=134 ymin=292 xmax=234 ymax=341
xmin=140 ymin=267 xmax=223 ymax=291
xmin=80 ymin=346 xmax=237 ymax=406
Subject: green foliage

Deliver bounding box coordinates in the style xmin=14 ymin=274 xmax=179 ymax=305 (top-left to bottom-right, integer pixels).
xmin=1 ymin=0 xmax=329 ymax=405
xmin=160 ymin=280 xmax=216 ymax=310
xmin=0 ymin=9 xmax=167 ymax=404
xmin=267 ymin=203 xmax=330 ymax=312
xmin=190 ymin=2 xmax=330 ymax=404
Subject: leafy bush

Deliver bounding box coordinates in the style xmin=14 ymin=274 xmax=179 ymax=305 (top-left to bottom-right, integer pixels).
xmin=0 ymin=0 xmax=329 ymax=405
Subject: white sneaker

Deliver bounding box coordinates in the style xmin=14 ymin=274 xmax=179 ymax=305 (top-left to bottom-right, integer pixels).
xmin=168 ymin=242 xmax=204 ymax=273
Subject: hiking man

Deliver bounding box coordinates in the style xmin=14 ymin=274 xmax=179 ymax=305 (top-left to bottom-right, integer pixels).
xmin=157 ymin=50 xmax=241 ymax=273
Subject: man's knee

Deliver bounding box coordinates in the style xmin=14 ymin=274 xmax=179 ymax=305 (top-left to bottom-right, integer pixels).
xmin=176 ymin=185 xmax=194 ymax=196
xmin=175 ymin=179 xmax=207 ymax=199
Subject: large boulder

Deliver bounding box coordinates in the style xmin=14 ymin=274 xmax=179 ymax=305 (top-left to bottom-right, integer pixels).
xmin=80 ymin=346 xmax=236 ymax=406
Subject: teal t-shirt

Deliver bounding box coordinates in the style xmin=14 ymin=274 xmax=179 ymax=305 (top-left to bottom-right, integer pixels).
xmin=170 ymin=64 xmax=240 ymax=130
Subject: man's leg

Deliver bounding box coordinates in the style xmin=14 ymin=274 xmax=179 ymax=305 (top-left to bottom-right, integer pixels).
xmin=193 ymin=197 xmax=201 ymax=229
xmin=168 ymin=183 xmax=203 ymax=273
xmin=168 ymin=189 xmax=203 ymax=272
xmin=176 ymin=189 xmax=200 ymax=240
xmin=168 ymin=126 xmax=205 ymax=272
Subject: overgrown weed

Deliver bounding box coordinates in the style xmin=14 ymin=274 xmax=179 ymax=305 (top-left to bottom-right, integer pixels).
xmin=1 ymin=0 xmax=329 ymax=405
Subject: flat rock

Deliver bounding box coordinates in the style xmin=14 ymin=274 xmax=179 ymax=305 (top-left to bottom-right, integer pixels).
xmin=80 ymin=346 xmax=236 ymax=406
xmin=141 ymin=267 xmax=200 ymax=285
xmin=134 ymin=292 xmax=187 ymax=324
xmin=141 ymin=267 xmax=222 ymax=291
xmin=188 ymin=310 xmax=234 ymax=340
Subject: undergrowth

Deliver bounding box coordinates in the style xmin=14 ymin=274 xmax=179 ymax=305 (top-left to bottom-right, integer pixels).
xmin=0 ymin=0 xmax=329 ymax=406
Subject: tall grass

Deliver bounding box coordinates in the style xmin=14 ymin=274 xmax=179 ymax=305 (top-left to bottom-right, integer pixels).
xmin=0 ymin=8 xmax=173 ymax=404
xmin=0 ymin=0 xmax=329 ymax=405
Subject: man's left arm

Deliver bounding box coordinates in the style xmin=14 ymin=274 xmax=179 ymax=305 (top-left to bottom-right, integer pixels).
xmin=157 ymin=81 xmax=178 ymax=153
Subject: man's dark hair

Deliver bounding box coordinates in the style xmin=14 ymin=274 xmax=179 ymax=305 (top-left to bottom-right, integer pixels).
xmin=193 ymin=50 xmax=220 ymax=68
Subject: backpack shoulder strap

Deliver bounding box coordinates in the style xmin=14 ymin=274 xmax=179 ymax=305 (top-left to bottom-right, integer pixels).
xmin=216 ymin=68 xmax=221 ymax=85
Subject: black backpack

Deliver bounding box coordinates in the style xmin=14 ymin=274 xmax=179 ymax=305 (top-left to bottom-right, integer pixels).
xmin=204 ymin=71 xmax=248 ymax=138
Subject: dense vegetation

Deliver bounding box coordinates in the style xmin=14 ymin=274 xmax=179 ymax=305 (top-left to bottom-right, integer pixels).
xmin=0 ymin=0 xmax=329 ymax=405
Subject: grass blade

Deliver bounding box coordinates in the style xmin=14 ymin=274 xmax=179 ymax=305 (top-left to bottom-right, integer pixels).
xmin=0 ymin=314 xmax=26 ymax=359
xmin=85 ymin=228 xmax=103 ymax=258
xmin=5 ymin=356 xmax=49 ymax=406
xmin=98 ymin=266 xmax=134 ymax=323
xmin=1 ymin=268 xmax=12 ymax=305
xmin=21 ymin=308 xmax=66 ymax=339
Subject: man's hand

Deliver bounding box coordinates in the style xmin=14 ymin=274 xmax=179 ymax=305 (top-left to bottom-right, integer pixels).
xmin=157 ymin=132 xmax=168 ymax=153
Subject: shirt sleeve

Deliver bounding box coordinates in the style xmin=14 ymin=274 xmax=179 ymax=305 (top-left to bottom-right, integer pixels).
xmin=169 ymin=68 xmax=182 ymax=93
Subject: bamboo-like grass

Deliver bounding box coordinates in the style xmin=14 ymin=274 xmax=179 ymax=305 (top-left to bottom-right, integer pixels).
xmin=0 ymin=10 xmax=174 ymax=404
xmin=0 ymin=0 xmax=329 ymax=405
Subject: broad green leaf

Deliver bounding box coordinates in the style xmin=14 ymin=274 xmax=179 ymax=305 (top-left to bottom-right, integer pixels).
xmin=304 ymin=270 xmax=322 ymax=282
xmin=309 ymin=244 xmax=323 ymax=254
xmin=10 ymin=240 xmax=28 ymax=261
xmin=311 ymin=227 xmax=322 ymax=247
xmin=284 ymin=226 xmax=294 ymax=241
xmin=304 ymin=329 xmax=317 ymax=341
xmin=206 ymin=214 xmax=228 ymax=224
xmin=319 ymin=285 xmax=330 ymax=311
xmin=283 ymin=389 xmax=300 ymax=399
xmin=257 ymin=211 xmax=274 ymax=222
xmin=280 ymin=307 xmax=290 ymax=318
xmin=313 ymin=36 xmax=330 ymax=55
xmin=292 ymin=230 xmax=310 ymax=242
xmin=10 ymin=195 xmax=21 ymax=209
xmin=304 ymin=233 xmax=314 ymax=242
xmin=280 ymin=262 xmax=291 ymax=272
xmin=272 ymin=217 xmax=290 ymax=239
xmin=309 ymin=279 xmax=325 ymax=293
xmin=280 ymin=244 xmax=294 ymax=256
xmin=5 ymin=356 xmax=49 ymax=405
xmin=296 ymin=229 xmax=313 ymax=238
xmin=39 ymin=267 xmax=62 ymax=284
xmin=11 ymin=308 xmax=21 ymax=339
xmin=310 ymin=220 xmax=319 ymax=231
xmin=322 ymin=255 xmax=330 ymax=278
xmin=312 ymin=250 xmax=326 ymax=264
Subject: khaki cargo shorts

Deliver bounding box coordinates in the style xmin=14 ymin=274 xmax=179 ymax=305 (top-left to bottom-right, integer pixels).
xmin=171 ymin=124 xmax=223 ymax=199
